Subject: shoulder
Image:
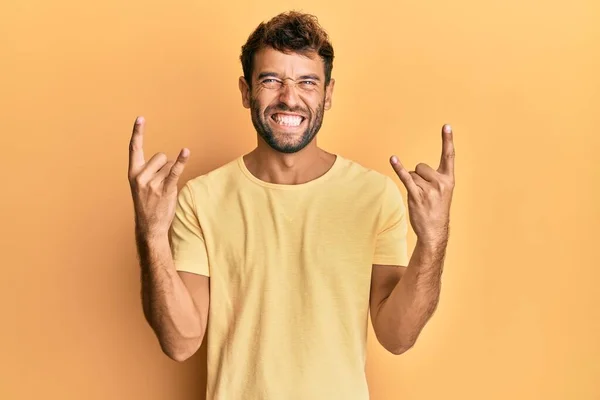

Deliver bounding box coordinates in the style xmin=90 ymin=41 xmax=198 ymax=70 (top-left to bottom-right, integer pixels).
xmin=180 ymin=155 xmax=244 ymax=203
xmin=334 ymin=155 xmax=396 ymax=194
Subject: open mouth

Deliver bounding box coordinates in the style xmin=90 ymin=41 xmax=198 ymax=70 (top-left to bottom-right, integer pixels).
xmin=270 ymin=113 xmax=306 ymax=128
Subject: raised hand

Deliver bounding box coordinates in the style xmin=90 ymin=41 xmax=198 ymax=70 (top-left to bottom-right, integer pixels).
xmin=390 ymin=124 xmax=455 ymax=245
xmin=128 ymin=116 xmax=190 ymax=238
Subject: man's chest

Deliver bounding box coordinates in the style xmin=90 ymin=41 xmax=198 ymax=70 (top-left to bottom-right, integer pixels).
xmin=202 ymin=191 xmax=379 ymax=285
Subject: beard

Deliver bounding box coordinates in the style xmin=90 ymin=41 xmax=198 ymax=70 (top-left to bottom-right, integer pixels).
xmin=250 ymin=96 xmax=325 ymax=154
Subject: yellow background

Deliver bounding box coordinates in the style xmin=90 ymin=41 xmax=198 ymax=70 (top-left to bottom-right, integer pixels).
xmin=2 ymin=0 xmax=599 ymax=399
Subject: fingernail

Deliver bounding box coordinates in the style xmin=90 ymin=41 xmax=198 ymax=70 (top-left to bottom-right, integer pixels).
xmin=391 ymin=155 xmax=398 ymax=164
xmin=443 ymin=124 xmax=452 ymax=134
xmin=136 ymin=116 xmax=145 ymax=124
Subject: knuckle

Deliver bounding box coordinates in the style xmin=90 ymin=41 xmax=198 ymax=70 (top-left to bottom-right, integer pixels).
xmin=442 ymin=176 xmax=455 ymax=189
xmin=129 ymin=139 xmax=139 ymax=151
xmin=134 ymin=174 xmax=146 ymax=186
xmin=170 ymin=166 xmax=181 ymax=177
xmin=149 ymin=179 xmax=162 ymax=191
xmin=154 ymin=152 xmax=167 ymax=163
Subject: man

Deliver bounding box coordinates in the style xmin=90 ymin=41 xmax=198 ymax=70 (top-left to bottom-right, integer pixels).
xmin=128 ymin=11 xmax=455 ymax=400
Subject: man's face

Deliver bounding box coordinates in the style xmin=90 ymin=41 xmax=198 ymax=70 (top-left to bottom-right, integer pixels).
xmin=240 ymin=47 xmax=335 ymax=154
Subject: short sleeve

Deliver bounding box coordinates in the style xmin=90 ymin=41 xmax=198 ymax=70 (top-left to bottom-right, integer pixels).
xmin=169 ymin=182 xmax=210 ymax=276
xmin=372 ymin=176 xmax=410 ymax=266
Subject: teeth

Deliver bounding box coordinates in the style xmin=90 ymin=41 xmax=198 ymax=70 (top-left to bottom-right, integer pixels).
xmin=272 ymin=114 xmax=303 ymax=127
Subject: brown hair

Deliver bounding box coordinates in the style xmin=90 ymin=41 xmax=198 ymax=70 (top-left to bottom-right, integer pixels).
xmin=240 ymin=11 xmax=334 ymax=87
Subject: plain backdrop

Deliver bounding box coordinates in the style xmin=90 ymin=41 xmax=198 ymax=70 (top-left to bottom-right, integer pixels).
xmin=1 ymin=0 xmax=599 ymax=399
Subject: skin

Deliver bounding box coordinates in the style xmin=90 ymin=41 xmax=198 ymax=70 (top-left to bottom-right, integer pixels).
xmin=128 ymin=117 xmax=207 ymax=361
xmin=238 ymin=47 xmax=337 ymax=185
xmin=371 ymin=124 xmax=455 ymax=354
xmin=128 ymin=46 xmax=455 ymax=361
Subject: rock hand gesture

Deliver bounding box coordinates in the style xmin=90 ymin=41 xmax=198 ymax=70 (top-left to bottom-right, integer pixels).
xmin=390 ymin=124 xmax=456 ymax=246
xmin=127 ymin=116 xmax=190 ymax=239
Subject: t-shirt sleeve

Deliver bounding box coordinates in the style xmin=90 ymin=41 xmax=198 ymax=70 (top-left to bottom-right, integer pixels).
xmin=169 ymin=182 xmax=210 ymax=276
xmin=372 ymin=176 xmax=410 ymax=266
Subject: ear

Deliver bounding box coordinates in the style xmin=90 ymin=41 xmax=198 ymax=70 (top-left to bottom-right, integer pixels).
xmin=324 ymin=78 xmax=335 ymax=110
xmin=239 ymin=76 xmax=251 ymax=109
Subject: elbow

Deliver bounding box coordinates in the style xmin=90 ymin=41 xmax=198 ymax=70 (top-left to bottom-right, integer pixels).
xmin=376 ymin=331 xmax=417 ymax=355
xmin=161 ymin=340 xmax=201 ymax=362
xmin=156 ymin=330 xmax=204 ymax=362
xmin=388 ymin=340 xmax=416 ymax=355
xmin=143 ymin=312 xmax=204 ymax=362
xmin=164 ymin=348 xmax=193 ymax=362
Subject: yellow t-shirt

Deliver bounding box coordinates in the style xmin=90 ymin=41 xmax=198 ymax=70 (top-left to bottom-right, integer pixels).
xmin=169 ymin=154 xmax=409 ymax=400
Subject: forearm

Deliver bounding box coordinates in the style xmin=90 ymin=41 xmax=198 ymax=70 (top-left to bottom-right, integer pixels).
xmin=137 ymin=231 xmax=204 ymax=359
xmin=374 ymin=238 xmax=446 ymax=354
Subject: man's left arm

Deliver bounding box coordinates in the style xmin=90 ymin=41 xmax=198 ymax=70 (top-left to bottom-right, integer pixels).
xmin=370 ymin=123 xmax=455 ymax=355
xmin=370 ymin=238 xmax=447 ymax=355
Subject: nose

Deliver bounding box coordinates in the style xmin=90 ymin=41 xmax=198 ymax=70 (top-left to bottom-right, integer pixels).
xmin=278 ymin=80 xmax=300 ymax=109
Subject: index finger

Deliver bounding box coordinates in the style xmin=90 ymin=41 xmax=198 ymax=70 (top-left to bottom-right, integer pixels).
xmin=390 ymin=155 xmax=420 ymax=198
xmin=128 ymin=116 xmax=146 ymax=174
xmin=164 ymin=148 xmax=190 ymax=190
xmin=437 ymin=124 xmax=455 ymax=177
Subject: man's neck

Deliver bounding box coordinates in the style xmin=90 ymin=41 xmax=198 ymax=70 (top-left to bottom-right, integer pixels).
xmin=243 ymin=143 xmax=336 ymax=185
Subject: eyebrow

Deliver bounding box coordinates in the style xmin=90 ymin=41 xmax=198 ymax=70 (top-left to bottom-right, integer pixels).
xmin=257 ymin=72 xmax=321 ymax=81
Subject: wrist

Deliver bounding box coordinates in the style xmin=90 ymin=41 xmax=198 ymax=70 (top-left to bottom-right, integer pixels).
xmin=136 ymin=226 xmax=169 ymax=246
xmin=416 ymin=236 xmax=447 ymax=254
xmin=413 ymin=238 xmax=447 ymax=276
xmin=417 ymin=227 xmax=448 ymax=247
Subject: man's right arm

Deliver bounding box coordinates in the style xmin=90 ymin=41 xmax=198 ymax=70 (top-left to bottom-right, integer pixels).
xmin=138 ymin=231 xmax=209 ymax=362
xmin=127 ymin=116 xmax=209 ymax=362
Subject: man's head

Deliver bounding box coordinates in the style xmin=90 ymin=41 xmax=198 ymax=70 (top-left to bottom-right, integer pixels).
xmin=239 ymin=11 xmax=335 ymax=154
